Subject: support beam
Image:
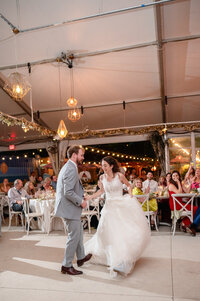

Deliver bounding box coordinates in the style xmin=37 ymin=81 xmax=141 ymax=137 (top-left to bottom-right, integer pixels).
xmin=0 ymin=33 xmax=200 ymax=71
xmin=154 ymin=0 xmax=166 ymax=123
xmin=0 ymin=0 xmax=176 ymax=35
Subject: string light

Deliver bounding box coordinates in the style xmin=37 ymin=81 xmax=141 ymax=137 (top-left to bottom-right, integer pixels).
xmin=83 ymin=146 xmax=155 ymax=162
xmin=170 ymin=139 xmax=190 ymax=155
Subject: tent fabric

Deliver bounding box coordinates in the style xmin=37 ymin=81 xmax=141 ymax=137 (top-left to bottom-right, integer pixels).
xmin=0 ymin=0 xmax=200 ymax=147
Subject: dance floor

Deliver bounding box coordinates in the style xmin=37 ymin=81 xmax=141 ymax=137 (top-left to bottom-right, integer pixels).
xmin=0 ymin=227 xmax=199 ymax=301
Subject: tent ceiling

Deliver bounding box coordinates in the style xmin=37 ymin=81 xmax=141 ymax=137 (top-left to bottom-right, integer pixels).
xmin=0 ymin=0 xmax=200 ymax=148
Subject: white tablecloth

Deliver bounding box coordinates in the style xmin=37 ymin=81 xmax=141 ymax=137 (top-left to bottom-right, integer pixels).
xmin=29 ymin=198 xmax=55 ymax=233
xmin=29 ymin=199 xmax=66 ymax=233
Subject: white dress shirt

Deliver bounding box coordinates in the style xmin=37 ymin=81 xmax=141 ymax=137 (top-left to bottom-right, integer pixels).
xmin=8 ymin=187 xmax=30 ymax=206
xmin=142 ymin=179 xmax=158 ymax=193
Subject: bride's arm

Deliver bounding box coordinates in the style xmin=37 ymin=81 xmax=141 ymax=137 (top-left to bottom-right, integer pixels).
xmin=84 ymin=176 xmax=104 ymax=201
xmin=118 ymin=173 xmax=132 ymax=196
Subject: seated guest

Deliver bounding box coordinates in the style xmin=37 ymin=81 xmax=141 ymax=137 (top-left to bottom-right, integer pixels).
xmin=8 ymin=179 xmax=30 ymax=213
xmin=168 ymin=170 xmax=198 ymax=232
xmin=133 ymin=178 xmax=158 ymax=212
xmin=142 ymin=171 xmax=158 ymax=193
xmin=40 ymin=177 xmax=53 ymax=191
xmin=166 ymin=172 xmax=172 ymax=188
xmin=79 ymin=166 xmax=91 ymax=183
xmin=157 ymin=176 xmax=168 ymax=197
xmin=42 ymin=168 xmax=50 ymax=180
xmin=24 ymin=181 xmax=36 ymax=198
xmin=141 ymin=169 xmax=147 ymax=181
xmin=189 ymin=168 xmax=200 ymax=191
xmin=129 ymin=174 xmax=137 ymax=188
xmin=0 ymin=178 xmax=11 ymax=194
xmin=132 ymin=177 xmax=158 ymax=228
xmin=184 ymin=164 xmax=195 ymax=187
xmin=36 ymin=176 xmax=43 ymax=190
xmin=51 ymin=175 xmax=57 ymax=191
xmin=130 ymin=168 xmax=137 ymax=178
xmin=189 ymin=206 xmax=200 ymax=236
xmin=29 ymin=172 xmax=36 ymax=185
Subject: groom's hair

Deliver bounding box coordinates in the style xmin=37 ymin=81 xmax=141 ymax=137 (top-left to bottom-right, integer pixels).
xmin=67 ymin=145 xmax=84 ymax=158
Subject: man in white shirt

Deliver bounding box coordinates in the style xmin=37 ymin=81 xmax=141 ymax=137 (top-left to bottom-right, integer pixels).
xmin=142 ymin=171 xmax=158 ymax=193
xmin=8 ymin=179 xmax=30 ymax=211
xmin=8 ymin=179 xmax=33 ymax=230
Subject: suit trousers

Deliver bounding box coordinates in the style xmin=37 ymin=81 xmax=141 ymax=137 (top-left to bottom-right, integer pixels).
xmin=63 ymin=219 xmax=85 ymax=267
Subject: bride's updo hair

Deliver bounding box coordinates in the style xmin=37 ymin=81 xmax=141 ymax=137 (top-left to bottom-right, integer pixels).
xmin=102 ymin=156 xmax=120 ymax=173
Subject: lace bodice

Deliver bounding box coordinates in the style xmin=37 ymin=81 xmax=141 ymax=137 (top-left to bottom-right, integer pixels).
xmin=102 ymin=173 xmax=123 ymax=199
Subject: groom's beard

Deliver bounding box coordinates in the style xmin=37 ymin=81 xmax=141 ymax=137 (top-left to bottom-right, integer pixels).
xmin=76 ymin=158 xmax=83 ymax=165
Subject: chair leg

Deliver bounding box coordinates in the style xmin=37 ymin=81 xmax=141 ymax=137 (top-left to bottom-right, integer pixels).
xmin=154 ymin=215 xmax=159 ymax=232
xmin=172 ymin=218 xmax=176 ymax=236
xmin=8 ymin=214 xmax=12 ymax=230
xmin=88 ymin=217 xmax=91 ymax=234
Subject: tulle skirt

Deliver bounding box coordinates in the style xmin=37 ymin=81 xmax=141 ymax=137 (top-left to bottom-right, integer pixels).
xmin=84 ymin=194 xmax=151 ymax=276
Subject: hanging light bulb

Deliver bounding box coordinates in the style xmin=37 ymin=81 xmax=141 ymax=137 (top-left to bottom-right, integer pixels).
xmin=57 ymin=63 xmax=68 ymax=139
xmin=67 ymin=97 xmax=77 ymax=107
xmin=57 ymin=120 xmax=68 ymax=139
xmin=68 ymin=108 xmax=81 ymax=122
xmin=4 ymin=72 xmax=31 ymax=100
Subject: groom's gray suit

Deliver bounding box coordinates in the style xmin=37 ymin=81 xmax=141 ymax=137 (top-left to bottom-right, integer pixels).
xmin=55 ymin=159 xmax=85 ymax=267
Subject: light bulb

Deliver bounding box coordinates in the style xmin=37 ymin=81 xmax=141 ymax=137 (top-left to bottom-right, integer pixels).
xmin=16 ymin=85 xmax=21 ymax=94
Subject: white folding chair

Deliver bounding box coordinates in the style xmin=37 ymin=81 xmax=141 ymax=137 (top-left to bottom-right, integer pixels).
xmin=171 ymin=193 xmax=195 ymax=236
xmin=81 ymin=198 xmax=100 ymax=233
xmin=133 ymin=194 xmax=159 ymax=231
xmin=23 ymin=197 xmax=44 ymax=235
xmin=8 ymin=197 xmax=24 ymax=230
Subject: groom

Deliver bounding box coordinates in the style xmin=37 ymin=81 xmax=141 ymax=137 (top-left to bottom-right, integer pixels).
xmin=55 ymin=145 xmax=92 ymax=275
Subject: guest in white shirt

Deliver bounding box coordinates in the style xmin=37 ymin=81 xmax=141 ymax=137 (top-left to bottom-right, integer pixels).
xmin=8 ymin=179 xmax=30 ymax=212
xmin=142 ymin=171 xmax=158 ymax=193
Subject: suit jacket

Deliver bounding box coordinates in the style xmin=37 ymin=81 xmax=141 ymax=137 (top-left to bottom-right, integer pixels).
xmin=55 ymin=160 xmax=84 ymax=220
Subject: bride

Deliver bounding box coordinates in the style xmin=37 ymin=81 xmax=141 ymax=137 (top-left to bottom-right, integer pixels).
xmin=84 ymin=156 xmax=150 ymax=276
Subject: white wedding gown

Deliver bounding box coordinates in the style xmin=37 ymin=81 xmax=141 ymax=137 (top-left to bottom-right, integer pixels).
xmin=84 ymin=173 xmax=151 ymax=276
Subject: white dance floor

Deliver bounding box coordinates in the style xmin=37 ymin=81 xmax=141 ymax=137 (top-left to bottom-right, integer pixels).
xmin=0 ymin=227 xmax=199 ymax=301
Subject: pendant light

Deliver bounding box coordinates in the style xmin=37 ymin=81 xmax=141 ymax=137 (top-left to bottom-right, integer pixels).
xmin=57 ymin=64 xmax=68 ymax=139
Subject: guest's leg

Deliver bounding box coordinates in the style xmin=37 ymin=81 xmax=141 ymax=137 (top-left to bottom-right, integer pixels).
xmin=193 ymin=207 xmax=200 ymax=227
xmin=12 ymin=203 xmax=23 ymax=212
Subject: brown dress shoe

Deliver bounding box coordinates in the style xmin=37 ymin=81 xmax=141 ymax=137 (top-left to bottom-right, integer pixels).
xmin=61 ymin=266 xmax=83 ymax=275
xmin=77 ymin=254 xmax=92 ymax=267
